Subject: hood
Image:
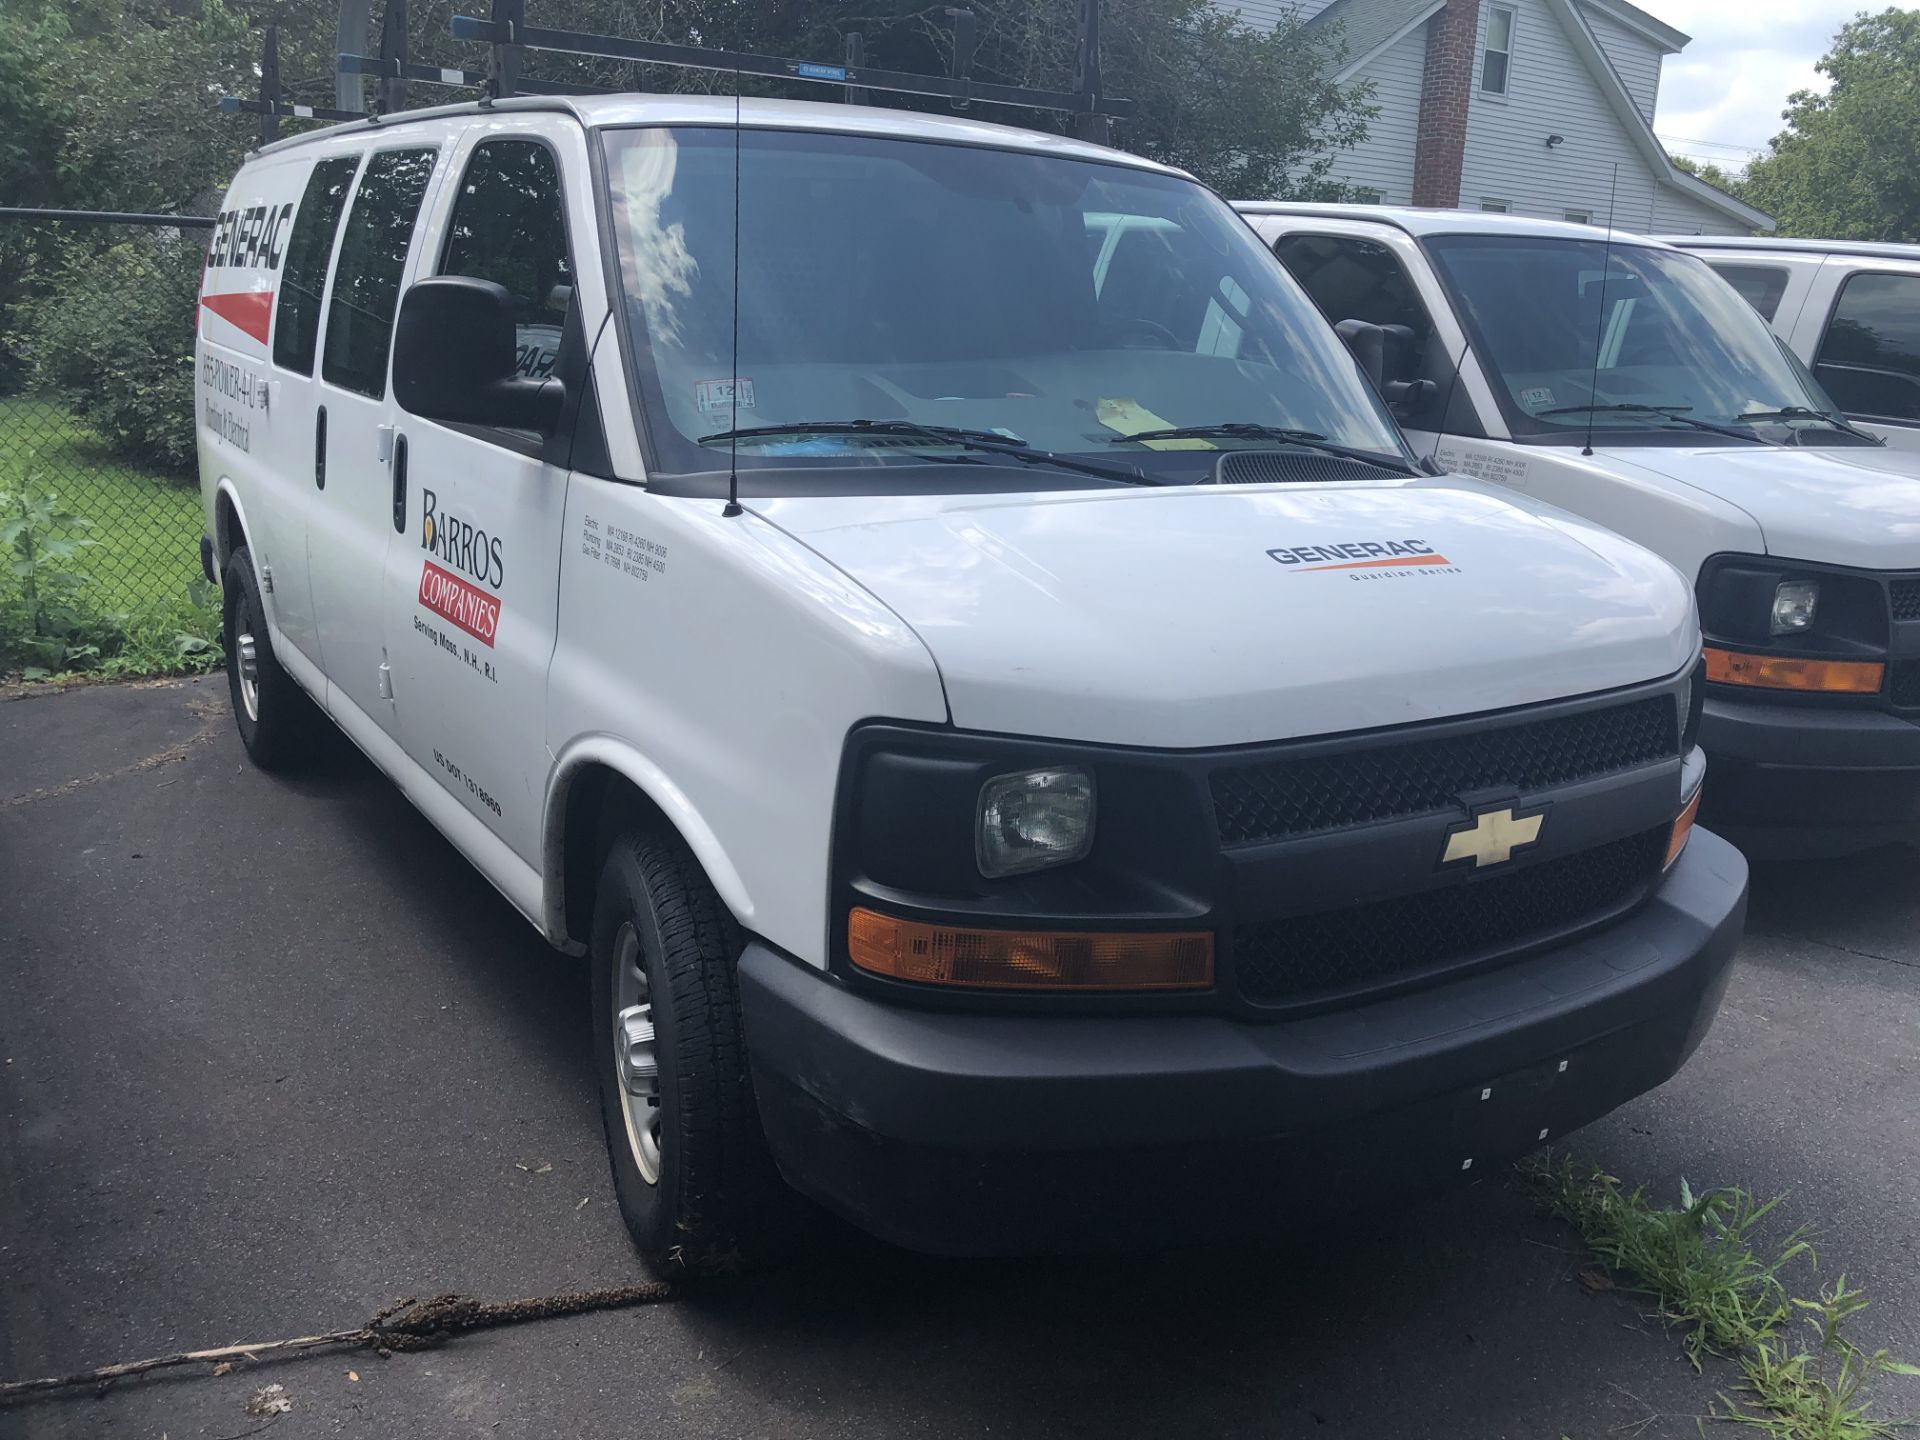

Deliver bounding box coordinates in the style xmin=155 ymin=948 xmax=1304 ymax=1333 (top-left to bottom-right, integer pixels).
xmin=751 ymin=481 xmax=1696 ymax=749
xmin=1600 ymin=444 xmax=1920 ymax=569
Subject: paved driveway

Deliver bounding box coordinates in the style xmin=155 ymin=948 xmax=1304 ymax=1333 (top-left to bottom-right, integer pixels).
xmin=2 ymin=679 xmax=1917 ymax=1439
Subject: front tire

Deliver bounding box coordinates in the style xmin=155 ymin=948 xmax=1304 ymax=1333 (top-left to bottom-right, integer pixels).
xmin=222 ymin=546 xmax=318 ymax=770
xmin=591 ymin=828 xmax=793 ymax=1278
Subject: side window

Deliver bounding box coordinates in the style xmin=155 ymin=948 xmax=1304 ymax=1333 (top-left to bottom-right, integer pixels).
xmin=1711 ymin=263 xmax=1790 ymax=322
xmin=321 ymin=147 xmax=438 ymax=399
xmin=1274 ymin=233 xmax=1445 ymax=426
xmin=439 ymin=139 xmax=574 ymax=384
xmin=1815 ymin=271 xmax=1920 ymax=422
xmin=1482 ymin=6 xmax=1515 ymax=95
xmin=272 ymin=156 xmax=358 ymax=375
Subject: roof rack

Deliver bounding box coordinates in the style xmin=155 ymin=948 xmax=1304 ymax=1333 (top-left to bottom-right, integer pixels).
xmin=221 ymin=0 xmax=1129 ymax=145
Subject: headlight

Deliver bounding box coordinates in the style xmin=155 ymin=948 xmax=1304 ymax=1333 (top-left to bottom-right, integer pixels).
xmin=1771 ymin=580 xmax=1819 ymax=635
xmin=976 ymin=767 xmax=1095 ymax=878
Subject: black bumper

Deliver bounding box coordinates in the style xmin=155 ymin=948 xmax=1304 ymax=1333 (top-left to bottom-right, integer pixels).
xmin=1700 ymin=695 xmax=1920 ymax=857
xmin=738 ymin=830 xmax=1748 ymax=1257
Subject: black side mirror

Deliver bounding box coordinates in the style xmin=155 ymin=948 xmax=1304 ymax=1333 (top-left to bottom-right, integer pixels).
xmin=1335 ymin=318 xmax=1386 ymax=392
xmin=393 ymin=276 xmax=565 ymax=434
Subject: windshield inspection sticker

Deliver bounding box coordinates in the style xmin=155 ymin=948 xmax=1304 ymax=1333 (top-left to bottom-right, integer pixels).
xmin=1268 ymin=540 xmax=1461 ymax=580
xmin=1519 ymin=386 xmax=1556 ymax=409
xmin=696 ymin=377 xmax=755 ymax=414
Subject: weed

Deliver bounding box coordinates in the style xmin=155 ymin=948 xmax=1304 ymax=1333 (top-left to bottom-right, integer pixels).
xmin=1522 ymin=1153 xmax=1813 ymax=1365
xmin=0 ymin=479 xmax=110 ymax=677
xmin=1719 ymin=1279 xmax=1920 ymax=1440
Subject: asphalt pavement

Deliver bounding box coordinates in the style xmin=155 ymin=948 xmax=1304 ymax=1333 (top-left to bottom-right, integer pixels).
xmin=2 ymin=678 xmax=1917 ymax=1440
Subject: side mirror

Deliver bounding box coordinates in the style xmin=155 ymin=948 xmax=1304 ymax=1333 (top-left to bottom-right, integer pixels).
xmin=393 ymin=276 xmax=565 ymax=434
xmin=1335 ymin=318 xmax=1386 ymax=392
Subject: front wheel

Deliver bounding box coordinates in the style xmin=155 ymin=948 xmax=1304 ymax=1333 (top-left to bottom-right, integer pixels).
xmin=591 ymin=828 xmax=795 ymax=1278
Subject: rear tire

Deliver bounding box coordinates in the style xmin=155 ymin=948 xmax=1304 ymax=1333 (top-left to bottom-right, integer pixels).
xmin=222 ymin=546 xmax=319 ymax=771
xmin=591 ymin=828 xmax=794 ymax=1279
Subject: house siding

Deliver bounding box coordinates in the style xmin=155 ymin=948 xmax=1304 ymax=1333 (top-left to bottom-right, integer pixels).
xmin=1456 ymin=0 xmax=1663 ymax=226
xmin=1326 ymin=24 xmax=1428 ymax=202
xmin=1214 ymin=0 xmax=1339 ymax=32
xmin=1580 ymin=5 xmax=1661 ymax=123
xmin=1651 ymin=184 xmax=1746 ymax=236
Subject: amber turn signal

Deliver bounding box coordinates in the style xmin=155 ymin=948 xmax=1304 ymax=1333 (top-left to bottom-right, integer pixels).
xmin=1704 ymin=647 xmax=1883 ymax=694
xmin=847 ymin=908 xmax=1213 ymax=991
xmin=1665 ymin=785 xmax=1702 ymax=869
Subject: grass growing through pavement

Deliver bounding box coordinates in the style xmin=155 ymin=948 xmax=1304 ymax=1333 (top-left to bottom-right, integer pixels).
xmin=1523 ymin=1153 xmax=1918 ymax=1438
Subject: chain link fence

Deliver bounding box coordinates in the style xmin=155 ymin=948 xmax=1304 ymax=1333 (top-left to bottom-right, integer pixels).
xmin=0 ymin=209 xmax=222 ymax=678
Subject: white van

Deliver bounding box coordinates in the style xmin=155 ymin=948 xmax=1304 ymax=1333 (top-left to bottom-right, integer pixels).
xmin=1240 ymin=203 xmax=1920 ymax=858
xmin=195 ymin=96 xmax=1742 ymax=1271
xmin=1666 ymin=236 xmax=1920 ymax=454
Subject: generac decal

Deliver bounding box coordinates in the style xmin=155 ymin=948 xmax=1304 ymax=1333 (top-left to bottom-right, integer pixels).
xmin=418 ymin=561 xmax=501 ymax=647
xmin=199 ymin=289 xmax=275 ymax=345
xmin=1267 ymin=540 xmax=1455 ymax=572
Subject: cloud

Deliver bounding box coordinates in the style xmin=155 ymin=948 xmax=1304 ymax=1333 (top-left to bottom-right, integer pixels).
xmin=1638 ymin=0 xmax=1855 ymax=167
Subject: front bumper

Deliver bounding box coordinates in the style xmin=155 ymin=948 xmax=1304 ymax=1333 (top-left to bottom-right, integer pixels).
xmin=1700 ymin=695 xmax=1920 ymax=857
xmin=738 ymin=830 xmax=1748 ymax=1257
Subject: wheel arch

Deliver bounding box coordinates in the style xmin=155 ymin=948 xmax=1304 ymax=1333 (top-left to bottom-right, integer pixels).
xmin=543 ymin=737 xmax=753 ymax=953
xmin=212 ymin=479 xmax=250 ymax=572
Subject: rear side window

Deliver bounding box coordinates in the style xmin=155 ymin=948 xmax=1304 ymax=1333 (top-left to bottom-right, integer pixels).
xmin=272 ymin=157 xmax=359 ymax=375
xmin=1711 ymin=263 xmax=1790 ymax=322
xmin=1816 ymin=272 xmax=1920 ymax=422
xmin=322 ymin=147 xmax=438 ymax=399
xmin=438 ymin=139 xmax=573 ymax=383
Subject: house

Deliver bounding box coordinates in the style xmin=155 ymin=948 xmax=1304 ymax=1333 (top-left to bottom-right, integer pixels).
xmin=1221 ymin=0 xmax=1772 ymax=234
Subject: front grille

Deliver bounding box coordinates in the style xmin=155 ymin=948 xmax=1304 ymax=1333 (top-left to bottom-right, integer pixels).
xmin=1232 ymin=826 xmax=1668 ymax=1006
xmin=1215 ymin=450 xmax=1404 ymax=484
xmin=1211 ymin=696 xmax=1677 ymax=845
xmin=1893 ymin=660 xmax=1920 ymax=709
xmin=1892 ymin=579 xmax=1920 ymax=623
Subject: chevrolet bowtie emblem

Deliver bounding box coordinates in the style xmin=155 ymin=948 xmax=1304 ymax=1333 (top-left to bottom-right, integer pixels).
xmin=1441 ymin=807 xmax=1545 ymax=869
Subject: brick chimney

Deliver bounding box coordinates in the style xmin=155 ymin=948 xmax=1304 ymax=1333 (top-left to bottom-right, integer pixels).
xmin=1412 ymin=0 xmax=1483 ymax=208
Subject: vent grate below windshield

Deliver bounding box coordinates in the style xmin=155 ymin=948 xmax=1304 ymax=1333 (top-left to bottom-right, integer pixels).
xmin=1215 ymin=451 xmax=1404 ymax=485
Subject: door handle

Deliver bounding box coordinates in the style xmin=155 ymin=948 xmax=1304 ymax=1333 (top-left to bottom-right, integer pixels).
xmin=315 ymin=406 xmax=328 ymax=490
xmin=391 ymin=433 xmax=409 ymax=534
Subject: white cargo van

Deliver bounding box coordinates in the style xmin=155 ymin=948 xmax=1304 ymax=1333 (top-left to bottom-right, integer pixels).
xmin=195 ymin=96 xmax=1742 ymax=1271
xmin=1666 ymin=236 xmax=1920 ymax=454
xmin=1240 ymin=203 xmax=1920 ymax=858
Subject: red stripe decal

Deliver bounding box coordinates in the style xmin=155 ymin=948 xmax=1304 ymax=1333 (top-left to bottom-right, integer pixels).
xmin=200 ymin=289 xmax=275 ymax=345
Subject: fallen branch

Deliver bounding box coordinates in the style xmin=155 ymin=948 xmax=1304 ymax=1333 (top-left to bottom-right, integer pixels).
xmin=0 ymin=1282 xmax=674 ymax=1403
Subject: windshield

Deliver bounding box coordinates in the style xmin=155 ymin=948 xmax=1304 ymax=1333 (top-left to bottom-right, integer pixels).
xmin=600 ymin=126 xmax=1409 ymax=485
xmin=1423 ymin=235 xmax=1864 ymax=445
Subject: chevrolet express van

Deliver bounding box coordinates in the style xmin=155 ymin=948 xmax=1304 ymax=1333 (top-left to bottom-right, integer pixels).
xmin=195 ymin=97 xmax=1743 ymax=1272
xmin=1242 ymin=203 xmax=1920 ymax=858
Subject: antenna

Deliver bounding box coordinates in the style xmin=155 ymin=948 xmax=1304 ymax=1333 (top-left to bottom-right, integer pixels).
xmin=1583 ymin=163 xmax=1620 ymax=458
xmin=1425 ymin=333 xmax=1474 ymax=474
xmin=723 ymin=63 xmax=744 ymax=519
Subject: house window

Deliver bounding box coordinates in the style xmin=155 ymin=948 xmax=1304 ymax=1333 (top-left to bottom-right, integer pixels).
xmin=1565 ymin=210 xmax=1593 ymax=225
xmin=1353 ymin=189 xmax=1383 ymax=205
xmin=1480 ymin=199 xmax=1511 ymax=213
xmin=1482 ymin=6 xmax=1515 ymax=95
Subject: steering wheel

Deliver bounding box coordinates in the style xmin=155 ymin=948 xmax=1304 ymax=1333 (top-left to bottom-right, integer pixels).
xmin=1102 ymin=318 xmax=1182 ymax=351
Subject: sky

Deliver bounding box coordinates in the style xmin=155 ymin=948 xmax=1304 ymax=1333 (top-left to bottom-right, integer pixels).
xmin=1644 ymin=0 xmax=1862 ymax=174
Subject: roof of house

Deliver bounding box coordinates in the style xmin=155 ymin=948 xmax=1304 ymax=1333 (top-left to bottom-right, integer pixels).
xmin=1299 ymin=0 xmax=1771 ymax=233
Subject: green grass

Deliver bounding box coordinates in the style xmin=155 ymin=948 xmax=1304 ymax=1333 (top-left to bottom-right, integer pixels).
xmin=1523 ymin=1153 xmax=1918 ymax=1439
xmin=0 ymin=393 xmax=220 ymax=678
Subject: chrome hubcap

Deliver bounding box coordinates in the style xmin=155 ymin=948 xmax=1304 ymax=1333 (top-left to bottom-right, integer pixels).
xmin=612 ymin=923 xmax=662 ymax=1184
xmin=235 ymin=602 xmax=260 ymax=723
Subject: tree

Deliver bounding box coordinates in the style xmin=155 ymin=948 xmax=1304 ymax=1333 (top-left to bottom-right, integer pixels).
xmin=1668 ymin=152 xmax=1742 ymax=195
xmin=1740 ymin=8 xmax=1920 ymax=241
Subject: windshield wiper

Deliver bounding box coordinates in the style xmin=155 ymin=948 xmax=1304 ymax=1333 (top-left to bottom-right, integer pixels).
xmin=1535 ymin=403 xmax=1779 ymax=446
xmin=1105 ymin=423 xmax=1418 ymax=475
xmin=697 ymin=419 xmax=1149 ymax=485
xmin=1727 ymin=406 xmax=1885 ymax=445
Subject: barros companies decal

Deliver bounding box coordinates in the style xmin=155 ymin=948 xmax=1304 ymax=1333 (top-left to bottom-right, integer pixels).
xmin=417 ymin=489 xmax=503 ymax=646
xmin=1267 ymin=540 xmax=1459 ymax=578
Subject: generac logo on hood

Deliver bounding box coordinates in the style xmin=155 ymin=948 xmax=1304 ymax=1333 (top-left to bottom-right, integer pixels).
xmin=1267 ymin=540 xmax=1456 ymax=573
